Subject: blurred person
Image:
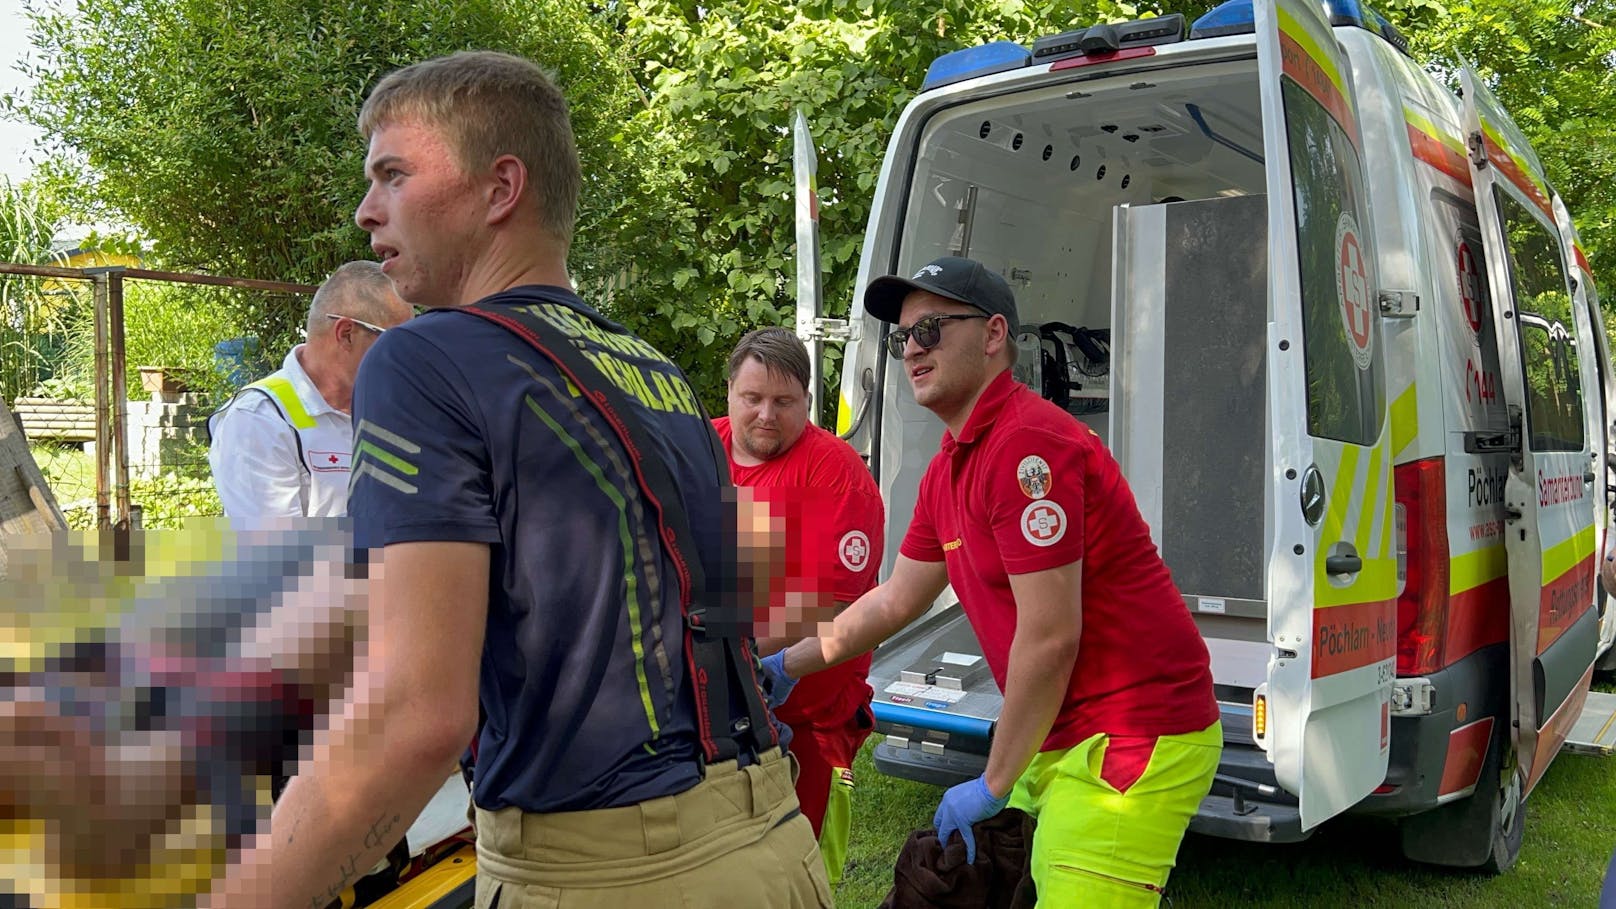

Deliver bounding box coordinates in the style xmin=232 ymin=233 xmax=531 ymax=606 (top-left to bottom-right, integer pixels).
xmin=0 ymin=526 xmax=365 ymax=906
xmin=716 ymin=327 xmax=884 ymax=886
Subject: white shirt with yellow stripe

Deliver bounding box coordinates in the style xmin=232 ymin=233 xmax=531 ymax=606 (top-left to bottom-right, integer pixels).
xmin=207 ymin=344 xmax=353 ymax=520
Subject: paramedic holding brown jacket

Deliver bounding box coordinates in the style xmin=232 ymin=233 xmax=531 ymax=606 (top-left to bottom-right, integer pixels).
xmin=764 ymin=255 xmax=1223 ymax=907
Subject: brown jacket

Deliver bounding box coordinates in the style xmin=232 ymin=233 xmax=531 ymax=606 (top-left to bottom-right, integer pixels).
xmin=878 ymin=808 xmax=1037 ymax=909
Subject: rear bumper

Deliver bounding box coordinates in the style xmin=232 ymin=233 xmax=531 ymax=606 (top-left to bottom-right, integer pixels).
xmin=1190 ymin=792 xmax=1305 ymax=842
xmin=872 ymin=703 xmax=1308 ymax=844
xmin=1353 ymin=644 xmax=1507 ymax=817
xmin=871 ymin=644 xmax=1516 ymax=840
xmin=1189 ymin=744 xmax=1307 ymax=843
xmin=873 ymin=739 xmax=986 ymax=787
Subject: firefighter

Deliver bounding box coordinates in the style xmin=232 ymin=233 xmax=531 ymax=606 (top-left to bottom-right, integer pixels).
xmin=207 ymin=51 xmax=826 ymax=908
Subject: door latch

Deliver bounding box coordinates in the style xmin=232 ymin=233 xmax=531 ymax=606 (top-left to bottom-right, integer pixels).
xmin=1378 ymin=290 xmax=1419 ymax=319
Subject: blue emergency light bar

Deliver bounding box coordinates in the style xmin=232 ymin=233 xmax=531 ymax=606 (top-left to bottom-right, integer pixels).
xmin=1188 ymin=0 xmax=1256 ymax=39
xmin=871 ymin=700 xmax=996 ymax=741
xmin=919 ymin=41 xmax=1031 ymax=93
xmin=1189 ymin=0 xmax=1411 ymax=55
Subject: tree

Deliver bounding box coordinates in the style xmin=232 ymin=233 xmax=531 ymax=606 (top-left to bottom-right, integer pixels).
xmin=0 ymin=176 xmax=72 ymax=406
xmin=9 ymin=0 xmax=645 ymax=352
xmin=9 ymin=0 xmax=1608 ymax=411
xmin=4 ymin=0 xmax=1252 ymax=410
xmin=594 ymin=0 xmax=1204 ymax=407
xmin=1380 ymin=0 xmax=1616 ymax=282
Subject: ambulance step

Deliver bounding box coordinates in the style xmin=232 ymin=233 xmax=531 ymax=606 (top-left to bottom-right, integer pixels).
xmin=1562 ymin=690 xmax=1616 ymax=756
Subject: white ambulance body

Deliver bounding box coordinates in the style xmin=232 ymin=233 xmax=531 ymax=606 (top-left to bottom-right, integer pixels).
xmin=809 ymin=0 xmax=1616 ymax=869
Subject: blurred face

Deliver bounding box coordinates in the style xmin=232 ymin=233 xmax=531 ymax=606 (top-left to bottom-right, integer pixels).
xmin=726 ymin=357 xmax=809 ymax=465
xmin=896 ymin=291 xmax=998 ymax=417
xmin=355 ymin=120 xmax=484 ymax=307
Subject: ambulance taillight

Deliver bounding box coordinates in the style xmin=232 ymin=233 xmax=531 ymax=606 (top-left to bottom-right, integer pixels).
xmin=1394 ymin=459 xmax=1450 ymax=675
xmin=1252 ymin=689 xmax=1268 ymax=744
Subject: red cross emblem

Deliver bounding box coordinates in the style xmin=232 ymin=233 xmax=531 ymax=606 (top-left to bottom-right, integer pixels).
xmin=1019 ymin=500 xmax=1068 ymax=547
xmin=1339 ymin=232 xmax=1370 ymax=350
xmin=839 ymin=530 xmax=870 ymax=571
xmin=1457 ymin=242 xmax=1482 ymax=338
xmin=308 ymin=450 xmax=350 ymax=472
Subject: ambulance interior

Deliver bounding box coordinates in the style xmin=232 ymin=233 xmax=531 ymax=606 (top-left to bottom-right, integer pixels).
xmin=876 ymin=60 xmax=1277 ymax=747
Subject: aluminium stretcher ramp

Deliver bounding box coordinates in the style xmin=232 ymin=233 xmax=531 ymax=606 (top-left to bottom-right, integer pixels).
xmin=1562 ymin=689 xmax=1616 ymax=756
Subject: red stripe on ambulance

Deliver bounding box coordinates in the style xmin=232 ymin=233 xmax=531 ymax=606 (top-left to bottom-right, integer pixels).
xmin=1406 ymin=122 xmax=1471 ymax=186
xmin=1437 ymin=716 xmax=1494 ymax=798
xmin=1537 ymin=553 xmax=1595 ymax=655
xmin=1312 ymin=598 xmax=1397 ymax=678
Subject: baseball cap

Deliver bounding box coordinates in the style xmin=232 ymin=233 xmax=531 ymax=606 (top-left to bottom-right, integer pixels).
xmin=864 ymin=256 xmax=1020 ymax=334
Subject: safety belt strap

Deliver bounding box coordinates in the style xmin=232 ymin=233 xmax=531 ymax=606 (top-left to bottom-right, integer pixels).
xmin=204 ymin=378 xmax=311 ymax=475
xmin=455 ymin=300 xmax=778 ymax=765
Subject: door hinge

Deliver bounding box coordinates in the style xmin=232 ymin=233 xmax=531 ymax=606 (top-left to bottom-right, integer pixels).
xmin=1463 ymin=428 xmax=1518 ymax=454
xmin=1463 ymin=406 xmax=1522 ymax=456
xmin=799 ymin=317 xmax=855 ymax=342
xmin=1378 ymin=290 xmax=1419 ymax=319
xmin=1468 ymin=131 xmax=1488 ymax=167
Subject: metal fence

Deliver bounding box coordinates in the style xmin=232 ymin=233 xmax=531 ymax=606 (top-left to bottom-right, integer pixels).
xmin=2 ymin=262 xmax=316 ymax=529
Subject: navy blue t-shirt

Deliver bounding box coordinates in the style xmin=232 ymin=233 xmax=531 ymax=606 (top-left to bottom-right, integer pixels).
xmin=348 ymin=286 xmax=730 ymax=813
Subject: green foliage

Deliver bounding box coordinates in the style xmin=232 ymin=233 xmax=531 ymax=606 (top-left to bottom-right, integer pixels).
xmin=9 ymin=0 xmax=644 ymax=355
xmin=1378 ymin=0 xmax=1616 ymax=283
xmin=46 ymin=280 xmax=251 ymax=404
xmin=0 ymin=176 xmax=71 ymax=405
xmin=29 ymin=441 xmax=94 ymax=503
xmin=129 ymin=472 xmax=223 ymax=530
xmin=40 ymin=439 xmax=222 ymax=530
xmin=58 ymin=473 xmax=223 ymax=531
xmin=593 ymin=0 xmax=1205 ymax=408
xmin=6 ymin=0 xmax=1609 ymax=406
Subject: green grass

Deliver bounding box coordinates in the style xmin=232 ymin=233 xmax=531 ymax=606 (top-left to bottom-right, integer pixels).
xmin=835 ymin=688 xmax=1616 ymax=907
xmin=29 ymin=442 xmax=222 ymax=528
xmin=28 ymin=442 xmax=96 ymax=504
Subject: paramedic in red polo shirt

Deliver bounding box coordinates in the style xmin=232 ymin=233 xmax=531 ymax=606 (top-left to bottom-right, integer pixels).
xmin=714 ymin=327 xmax=883 ymax=887
xmin=763 ymin=256 xmax=1221 ymax=907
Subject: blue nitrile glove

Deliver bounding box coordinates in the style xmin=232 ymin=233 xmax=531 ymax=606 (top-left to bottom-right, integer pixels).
xmin=933 ymin=774 xmax=1011 ymax=863
xmin=759 ymin=649 xmax=798 ymax=709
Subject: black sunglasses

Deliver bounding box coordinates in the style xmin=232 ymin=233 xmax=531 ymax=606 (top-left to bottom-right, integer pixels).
xmin=884 ymin=313 xmax=988 ymax=359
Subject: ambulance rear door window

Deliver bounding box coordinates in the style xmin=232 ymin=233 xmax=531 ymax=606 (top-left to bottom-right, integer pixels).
xmin=1281 ymin=80 xmax=1383 ymax=445
xmin=1495 ymin=191 xmax=1583 ymax=452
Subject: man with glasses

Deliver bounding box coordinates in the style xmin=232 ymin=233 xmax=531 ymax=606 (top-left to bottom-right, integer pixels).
xmin=763 ymin=255 xmax=1221 ymax=907
xmin=206 ymin=260 xmax=468 ymax=907
xmin=207 ymin=260 xmax=412 ymax=521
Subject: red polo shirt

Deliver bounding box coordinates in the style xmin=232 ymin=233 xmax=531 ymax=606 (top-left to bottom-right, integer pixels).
xmin=899 ymin=370 xmax=1217 ymax=750
xmin=715 ymin=418 xmax=884 ymax=723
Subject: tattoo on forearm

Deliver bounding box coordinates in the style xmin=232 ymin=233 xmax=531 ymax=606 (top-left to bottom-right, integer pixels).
xmin=363 ymin=812 xmax=401 ymax=850
xmin=307 ymin=812 xmax=402 ymax=909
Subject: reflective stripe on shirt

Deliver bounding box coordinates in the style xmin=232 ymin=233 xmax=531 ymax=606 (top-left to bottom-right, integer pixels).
xmin=247 ymin=376 xmax=317 ymax=429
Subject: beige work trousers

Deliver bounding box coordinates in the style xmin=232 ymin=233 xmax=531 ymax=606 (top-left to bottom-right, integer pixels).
xmin=473 ymin=749 xmax=833 ymax=908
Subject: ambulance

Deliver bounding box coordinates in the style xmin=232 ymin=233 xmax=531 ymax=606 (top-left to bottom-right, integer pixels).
xmin=793 ymin=0 xmax=1616 ymax=870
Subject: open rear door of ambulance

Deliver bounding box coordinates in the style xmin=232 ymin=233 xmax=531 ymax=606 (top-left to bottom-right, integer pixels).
xmin=1252 ymin=0 xmax=1397 ymax=831
xmin=1460 ymin=71 xmax=1600 ymax=792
